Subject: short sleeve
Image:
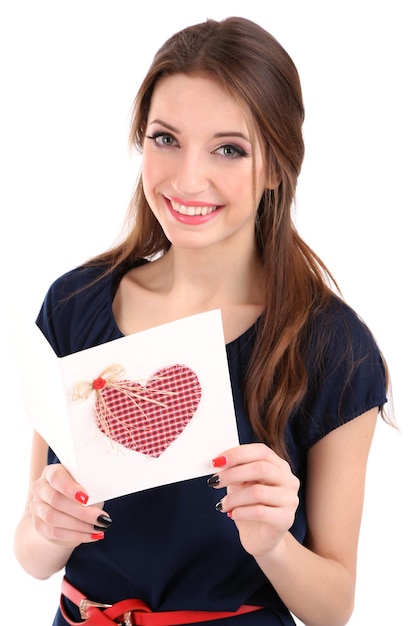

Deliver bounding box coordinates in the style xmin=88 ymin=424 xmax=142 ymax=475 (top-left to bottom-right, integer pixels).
xmin=292 ymin=298 xmax=387 ymax=450
xmin=36 ymin=265 xmax=123 ymax=357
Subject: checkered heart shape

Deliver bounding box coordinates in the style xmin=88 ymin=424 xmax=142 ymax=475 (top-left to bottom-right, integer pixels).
xmin=94 ymin=364 xmax=202 ymax=458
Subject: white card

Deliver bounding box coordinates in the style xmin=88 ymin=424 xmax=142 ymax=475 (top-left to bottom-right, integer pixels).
xmin=14 ymin=310 xmax=239 ymax=503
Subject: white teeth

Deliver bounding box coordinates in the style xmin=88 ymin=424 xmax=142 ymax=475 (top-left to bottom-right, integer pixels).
xmin=171 ymin=200 xmax=217 ymax=216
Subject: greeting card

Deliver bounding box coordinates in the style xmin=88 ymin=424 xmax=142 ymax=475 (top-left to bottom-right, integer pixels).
xmin=14 ymin=310 xmax=239 ymax=503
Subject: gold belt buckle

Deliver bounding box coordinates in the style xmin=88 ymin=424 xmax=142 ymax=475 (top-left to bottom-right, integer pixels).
xmin=79 ymin=598 xmax=132 ymax=625
xmin=79 ymin=597 xmax=112 ymax=620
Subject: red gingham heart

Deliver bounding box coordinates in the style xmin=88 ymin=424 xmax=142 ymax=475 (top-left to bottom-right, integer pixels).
xmin=95 ymin=365 xmax=202 ymax=458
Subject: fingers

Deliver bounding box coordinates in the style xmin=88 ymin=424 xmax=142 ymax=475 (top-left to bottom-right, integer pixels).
xmin=215 ymin=482 xmax=299 ymax=528
xmin=30 ymin=464 xmax=110 ymax=545
xmin=208 ymin=443 xmax=299 ymax=526
xmin=213 ymin=443 xmax=282 ymax=468
xmin=42 ymin=463 xmax=89 ymax=504
xmin=207 ymin=445 xmax=300 ymax=557
xmin=210 ymin=443 xmax=295 ymax=488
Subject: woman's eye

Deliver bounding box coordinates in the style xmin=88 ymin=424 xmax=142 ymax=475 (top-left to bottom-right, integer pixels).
xmin=146 ymin=133 xmax=177 ymax=147
xmin=215 ymin=144 xmax=248 ymax=158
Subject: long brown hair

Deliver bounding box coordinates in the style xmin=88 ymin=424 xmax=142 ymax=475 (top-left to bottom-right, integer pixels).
xmin=88 ymin=17 xmax=391 ymax=457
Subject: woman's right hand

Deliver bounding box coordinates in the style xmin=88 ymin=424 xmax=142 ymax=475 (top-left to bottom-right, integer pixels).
xmin=29 ymin=463 xmax=110 ymax=547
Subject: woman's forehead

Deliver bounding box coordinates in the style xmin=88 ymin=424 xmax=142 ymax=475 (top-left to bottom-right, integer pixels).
xmin=149 ymin=72 xmax=261 ymax=143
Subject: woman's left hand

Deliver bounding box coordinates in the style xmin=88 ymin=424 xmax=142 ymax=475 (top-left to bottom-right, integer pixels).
xmin=209 ymin=443 xmax=300 ymax=557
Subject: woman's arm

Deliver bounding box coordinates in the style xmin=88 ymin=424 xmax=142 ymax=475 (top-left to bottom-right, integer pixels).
xmin=14 ymin=431 xmax=109 ymax=580
xmin=211 ymin=407 xmax=378 ymax=626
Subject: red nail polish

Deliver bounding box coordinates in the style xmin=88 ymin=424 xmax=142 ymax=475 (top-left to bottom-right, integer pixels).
xmin=212 ymin=456 xmax=227 ymax=468
xmin=91 ymin=531 xmax=105 ymax=540
xmin=227 ymin=510 xmax=233 ymax=519
xmin=75 ymin=491 xmax=89 ymax=505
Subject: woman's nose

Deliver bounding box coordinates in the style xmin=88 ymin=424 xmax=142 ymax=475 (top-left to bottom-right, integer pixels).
xmin=171 ymin=152 xmax=209 ymax=196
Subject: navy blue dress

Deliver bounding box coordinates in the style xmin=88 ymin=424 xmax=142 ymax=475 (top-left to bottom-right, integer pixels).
xmin=36 ymin=262 xmax=387 ymax=626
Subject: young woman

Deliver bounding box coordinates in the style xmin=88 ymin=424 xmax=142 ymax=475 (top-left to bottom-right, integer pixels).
xmin=14 ymin=16 xmax=391 ymax=626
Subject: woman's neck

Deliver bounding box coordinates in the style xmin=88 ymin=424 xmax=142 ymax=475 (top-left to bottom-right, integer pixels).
xmin=158 ymin=245 xmax=265 ymax=309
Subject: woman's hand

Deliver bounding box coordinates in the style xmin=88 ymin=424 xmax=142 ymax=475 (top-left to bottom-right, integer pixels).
xmin=208 ymin=443 xmax=300 ymax=557
xmin=30 ymin=463 xmax=111 ymax=547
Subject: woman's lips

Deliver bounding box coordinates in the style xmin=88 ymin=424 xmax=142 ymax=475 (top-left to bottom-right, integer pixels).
xmin=164 ymin=196 xmax=223 ymax=223
xmin=170 ymin=199 xmax=218 ymax=216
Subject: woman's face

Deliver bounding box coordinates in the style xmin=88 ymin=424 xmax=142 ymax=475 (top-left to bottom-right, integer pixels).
xmin=141 ymin=73 xmax=269 ymax=254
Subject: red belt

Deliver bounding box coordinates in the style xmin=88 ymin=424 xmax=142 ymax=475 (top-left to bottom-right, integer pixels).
xmin=60 ymin=577 xmax=262 ymax=625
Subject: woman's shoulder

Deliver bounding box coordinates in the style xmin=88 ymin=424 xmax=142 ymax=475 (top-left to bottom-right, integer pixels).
xmin=41 ymin=257 xmax=149 ymax=297
xmin=308 ymin=294 xmax=380 ymax=358
xmin=292 ymin=293 xmax=387 ymax=449
xmin=38 ymin=263 xmax=117 ymax=315
xmin=43 ymin=263 xmax=114 ymax=296
xmin=35 ymin=263 xmax=128 ymax=356
xmin=305 ymin=294 xmax=387 ymax=399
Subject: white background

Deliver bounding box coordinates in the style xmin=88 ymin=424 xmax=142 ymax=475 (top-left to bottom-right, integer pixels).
xmin=0 ymin=1 xmax=415 ymax=624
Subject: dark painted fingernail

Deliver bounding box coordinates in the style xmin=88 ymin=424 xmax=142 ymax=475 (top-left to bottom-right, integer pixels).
xmin=94 ymin=514 xmax=112 ymax=531
xmin=207 ymin=474 xmax=220 ymax=487
xmin=215 ymin=500 xmax=223 ymax=511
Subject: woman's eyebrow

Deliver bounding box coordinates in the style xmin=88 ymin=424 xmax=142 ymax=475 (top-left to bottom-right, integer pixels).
xmin=213 ymin=131 xmax=250 ymax=142
xmin=148 ymin=119 xmax=180 ymax=132
xmin=148 ymin=119 xmax=250 ymax=142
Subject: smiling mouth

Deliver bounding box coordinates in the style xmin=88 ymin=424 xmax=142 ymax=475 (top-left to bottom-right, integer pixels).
xmin=170 ymin=200 xmax=219 ymax=217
